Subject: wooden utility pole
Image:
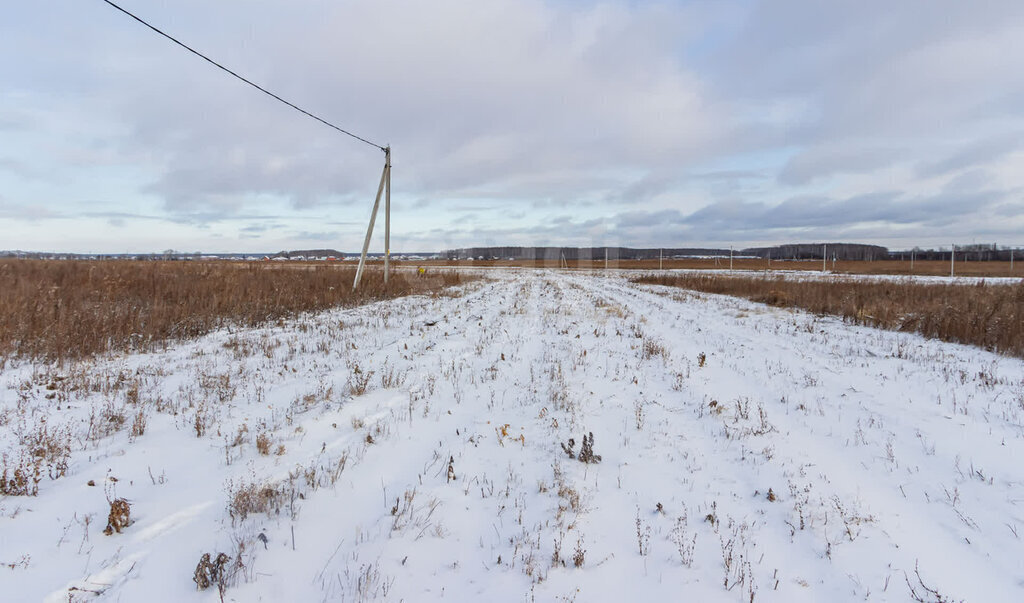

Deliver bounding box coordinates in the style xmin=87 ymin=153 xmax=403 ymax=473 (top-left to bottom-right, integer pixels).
xmin=659 ymin=248 xmax=663 ymax=271
xmin=384 ymin=147 xmax=391 ymax=285
xmin=950 ymin=243 xmax=955 ymax=278
xmin=354 ymin=146 xmax=391 ymax=290
xmin=911 ymin=248 xmax=914 ymax=273
xmin=822 ymin=244 xmax=827 ymax=273
xmin=729 ymin=246 xmax=733 ymax=271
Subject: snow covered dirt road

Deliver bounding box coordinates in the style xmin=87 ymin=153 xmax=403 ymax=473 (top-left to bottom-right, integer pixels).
xmin=3 ymin=270 xmax=1023 ymax=602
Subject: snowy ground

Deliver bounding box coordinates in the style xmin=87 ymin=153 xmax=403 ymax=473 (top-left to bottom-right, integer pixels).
xmin=2 ymin=270 xmax=1023 ymax=602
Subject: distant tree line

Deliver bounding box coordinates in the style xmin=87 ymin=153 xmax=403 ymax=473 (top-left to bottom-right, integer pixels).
xmin=743 ymin=243 xmax=889 ymax=261
xmin=444 ymin=244 xmax=890 ymax=261
xmin=443 ymin=247 xmax=735 ymax=260
xmin=444 ymin=243 xmax=1024 ymax=262
xmin=270 ymin=249 xmax=347 ymax=259
xmin=893 ymin=244 xmax=1021 ymax=261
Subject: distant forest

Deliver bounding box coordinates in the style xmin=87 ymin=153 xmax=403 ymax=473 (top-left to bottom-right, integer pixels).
xmin=443 ymin=247 xmax=730 ymax=261
xmin=445 ymin=244 xmax=889 ymax=261
xmin=744 ymin=243 xmax=888 ymax=261
xmin=895 ymin=244 xmax=1018 ymax=261
xmin=443 ymin=243 xmax=1021 ymax=262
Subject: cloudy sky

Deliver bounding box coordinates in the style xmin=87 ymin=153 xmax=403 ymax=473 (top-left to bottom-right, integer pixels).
xmin=2 ymin=0 xmax=1023 ymax=253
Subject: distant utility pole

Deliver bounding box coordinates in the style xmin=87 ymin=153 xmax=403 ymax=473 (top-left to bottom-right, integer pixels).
xmin=822 ymin=244 xmax=827 ymax=273
xmin=1011 ymin=248 xmax=1014 ymax=271
xmin=605 ymin=248 xmax=608 ymax=270
xmin=950 ymin=243 xmax=955 ymax=278
xmin=730 ymin=246 xmax=734 ymax=271
xmin=910 ymin=248 xmax=914 ymax=273
xmin=659 ymin=248 xmax=663 ymax=271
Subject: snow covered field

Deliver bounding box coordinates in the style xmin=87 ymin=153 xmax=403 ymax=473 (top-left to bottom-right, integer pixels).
xmin=2 ymin=270 xmax=1023 ymax=602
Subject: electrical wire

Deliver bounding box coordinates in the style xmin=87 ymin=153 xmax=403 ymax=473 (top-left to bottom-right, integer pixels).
xmin=99 ymin=0 xmax=386 ymax=152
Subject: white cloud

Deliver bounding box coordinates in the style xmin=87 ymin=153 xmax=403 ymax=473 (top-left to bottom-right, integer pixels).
xmin=1 ymin=0 xmax=1023 ymax=252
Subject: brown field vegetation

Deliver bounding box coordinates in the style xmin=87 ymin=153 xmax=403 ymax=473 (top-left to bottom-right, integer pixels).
xmin=634 ymin=273 xmax=1024 ymax=357
xmin=0 ymin=260 xmax=466 ymax=363
xmin=412 ymin=257 xmax=1020 ymax=277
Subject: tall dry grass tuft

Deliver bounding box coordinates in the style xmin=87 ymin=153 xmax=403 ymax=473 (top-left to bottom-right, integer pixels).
xmin=0 ymin=260 xmax=467 ymax=363
xmin=634 ymin=273 xmax=1024 ymax=358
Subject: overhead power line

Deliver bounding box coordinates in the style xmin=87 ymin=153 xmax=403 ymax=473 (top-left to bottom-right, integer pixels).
xmin=100 ymin=0 xmax=386 ymax=152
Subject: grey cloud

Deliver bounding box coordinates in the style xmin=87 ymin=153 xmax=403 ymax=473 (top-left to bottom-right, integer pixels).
xmin=0 ymin=107 xmax=41 ymax=133
xmin=993 ymin=201 xmax=1024 ymax=218
xmin=941 ymin=169 xmax=995 ymax=194
xmin=778 ymin=146 xmax=903 ymax=186
xmin=691 ymin=170 xmax=768 ymax=182
xmin=0 ymin=202 xmax=63 ymax=220
xmin=240 ymin=223 xmax=280 ymax=234
xmin=579 ymin=187 xmax=1018 ymax=248
xmin=0 ymin=156 xmax=58 ymax=183
xmin=292 ymin=231 xmax=341 ymax=242
xmin=0 ymin=116 xmax=27 ymax=132
xmin=604 ymin=171 xmax=681 ymax=204
xmin=712 ymin=1 xmax=1024 ymax=151
xmin=615 ymin=209 xmax=685 ymax=229
xmin=918 ymin=135 xmax=1023 ymax=177
xmin=681 ymin=189 xmax=1006 ymax=234
xmin=81 ymin=211 xmax=169 ymax=222
xmin=0 ymin=157 xmax=30 ymax=176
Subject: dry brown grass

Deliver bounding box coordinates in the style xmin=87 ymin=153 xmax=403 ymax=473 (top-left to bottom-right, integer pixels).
xmin=634 ymin=273 xmax=1024 ymax=357
xmin=103 ymin=498 xmax=131 ymax=535
xmin=255 ymin=432 xmax=271 ymax=456
xmin=0 ymin=422 xmax=72 ymax=496
xmin=0 ymin=260 xmax=467 ymax=363
xmin=193 ymin=552 xmax=231 ymax=593
xmin=227 ymin=480 xmax=286 ymax=524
